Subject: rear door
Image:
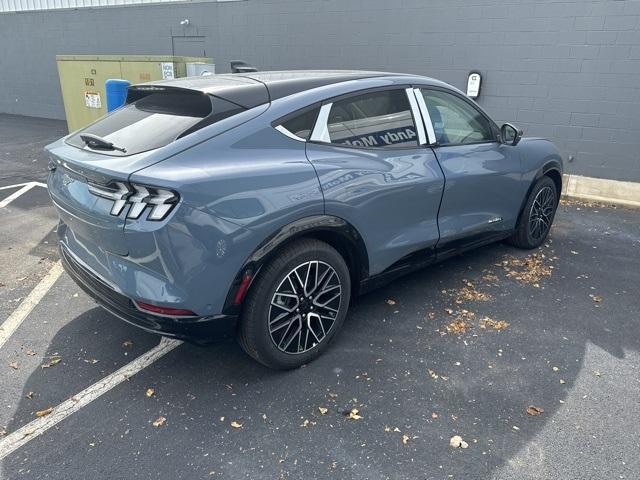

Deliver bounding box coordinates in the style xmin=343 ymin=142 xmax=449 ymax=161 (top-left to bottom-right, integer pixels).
xmin=304 ymin=87 xmax=445 ymax=275
xmin=414 ymin=87 xmax=523 ymax=255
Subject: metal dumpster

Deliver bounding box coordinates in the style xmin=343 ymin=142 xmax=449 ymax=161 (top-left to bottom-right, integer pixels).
xmin=56 ymin=55 xmax=213 ymax=132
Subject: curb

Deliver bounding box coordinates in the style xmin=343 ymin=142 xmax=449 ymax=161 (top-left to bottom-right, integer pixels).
xmin=561 ymin=174 xmax=640 ymax=209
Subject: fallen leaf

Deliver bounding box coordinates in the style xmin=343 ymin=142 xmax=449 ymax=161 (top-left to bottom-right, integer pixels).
xmin=25 ymin=349 xmax=36 ymax=356
xmin=450 ymin=435 xmax=463 ymax=448
xmin=431 ymin=412 xmax=439 ymax=419
xmin=589 ymin=295 xmax=603 ymax=303
xmin=402 ymin=435 xmax=410 ymax=445
xmin=460 ymin=440 xmax=469 ymax=448
xmin=386 ymin=299 xmax=396 ymax=305
xmin=479 ymin=317 xmax=510 ymax=331
xmin=593 ymin=370 xmax=602 ymax=377
xmin=560 ymin=379 xmax=566 ymax=385
xmin=36 ymin=407 xmax=53 ymax=417
xmin=526 ymin=405 xmax=544 ymax=416
xmin=446 ymin=319 xmax=470 ymax=335
xmin=318 ymin=407 xmax=328 ymax=415
xmin=152 ymin=416 xmax=166 ymax=427
xmin=346 ymin=408 xmax=362 ymax=420
xmin=122 ymin=340 xmax=133 ymax=348
xmin=552 ymin=366 xmax=560 ymax=372
xmin=84 ymin=358 xmax=99 ymax=364
xmin=146 ymin=388 xmax=155 ymax=398
xmin=301 ymin=419 xmax=310 ymax=427
xmin=26 ymin=391 xmax=34 ymax=400
xmin=41 ymin=356 xmax=61 ymax=368
xmin=384 ymin=425 xmax=391 ymax=432
xmin=8 ymin=362 xmax=19 ymax=370
xmin=230 ymin=420 xmax=242 ymax=429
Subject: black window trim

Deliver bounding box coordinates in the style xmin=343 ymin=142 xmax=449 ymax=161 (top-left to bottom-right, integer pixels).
xmin=414 ymin=85 xmax=500 ymax=148
xmin=307 ymin=85 xmax=426 ymax=152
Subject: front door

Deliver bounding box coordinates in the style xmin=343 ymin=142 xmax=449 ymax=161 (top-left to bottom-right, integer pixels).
xmin=416 ymin=88 xmax=524 ymax=255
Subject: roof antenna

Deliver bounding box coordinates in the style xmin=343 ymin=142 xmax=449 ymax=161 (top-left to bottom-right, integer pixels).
xmin=230 ymin=60 xmax=258 ymax=74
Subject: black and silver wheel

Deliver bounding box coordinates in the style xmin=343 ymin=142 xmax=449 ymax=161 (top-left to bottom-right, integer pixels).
xmin=508 ymin=176 xmax=558 ymax=249
xmin=238 ymin=239 xmax=351 ymax=369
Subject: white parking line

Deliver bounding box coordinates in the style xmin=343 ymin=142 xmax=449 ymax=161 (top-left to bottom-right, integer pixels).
xmin=0 ymin=181 xmax=48 ymax=209
xmin=0 ymin=337 xmax=182 ymax=460
xmin=0 ymin=261 xmax=64 ymax=350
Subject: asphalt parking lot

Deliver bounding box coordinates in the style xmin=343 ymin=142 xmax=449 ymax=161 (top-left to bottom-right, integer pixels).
xmin=0 ymin=113 xmax=639 ymax=480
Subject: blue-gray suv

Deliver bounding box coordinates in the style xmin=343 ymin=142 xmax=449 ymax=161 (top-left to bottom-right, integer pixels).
xmin=46 ymin=70 xmax=563 ymax=369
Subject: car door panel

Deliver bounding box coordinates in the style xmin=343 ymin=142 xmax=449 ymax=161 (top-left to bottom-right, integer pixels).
xmin=434 ymin=142 xmax=523 ymax=248
xmin=415 ymin=87 xmax=524 ymax=253
xmin=306 ymin=144 xmax=444 ymax=275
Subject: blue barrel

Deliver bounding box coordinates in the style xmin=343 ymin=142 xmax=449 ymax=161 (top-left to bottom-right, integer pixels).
xmin=105 ymin=79 xmax=131 ymax=112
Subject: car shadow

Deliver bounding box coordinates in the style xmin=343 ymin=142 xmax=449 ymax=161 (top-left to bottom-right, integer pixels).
xmin=2 ymin=207 xmax=639 ymax=479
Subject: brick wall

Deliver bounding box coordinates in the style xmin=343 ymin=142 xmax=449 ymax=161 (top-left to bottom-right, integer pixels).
xmin=0 ymin=0 xmax=638 ymax=180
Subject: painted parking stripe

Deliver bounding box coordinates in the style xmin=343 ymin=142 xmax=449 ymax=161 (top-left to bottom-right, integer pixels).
xmin=0 ymin=261 xmax=64 ymax=350
xmin=0 ymin=337 xmax=182 ymax=460
xmin=0 ymin=181 xmax=48 ymax=209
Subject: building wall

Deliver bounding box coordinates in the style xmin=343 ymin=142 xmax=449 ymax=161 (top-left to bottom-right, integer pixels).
xmin=0 ymin=0 xmax=639 ymax=181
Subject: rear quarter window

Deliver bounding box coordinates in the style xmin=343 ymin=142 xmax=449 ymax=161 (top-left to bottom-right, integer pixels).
xmin=66 ymin=90 xmax=245 ymax=156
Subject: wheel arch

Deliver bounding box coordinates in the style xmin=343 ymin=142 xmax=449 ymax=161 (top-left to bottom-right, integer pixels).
xmin=515 ymin=161 xmax=562 ymax=228
xmin=222 ymin=215 xmax=369 ymax=315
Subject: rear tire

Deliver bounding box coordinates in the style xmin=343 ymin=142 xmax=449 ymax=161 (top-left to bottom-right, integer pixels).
xmin=508 ymin=176 xmax=558 ymax=249
xmin=238 ymin=239 xmax=351 ymax=369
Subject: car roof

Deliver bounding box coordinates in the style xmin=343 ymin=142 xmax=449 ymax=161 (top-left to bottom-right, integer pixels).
xmin=131 ymin=70 xmax=423 ymax=108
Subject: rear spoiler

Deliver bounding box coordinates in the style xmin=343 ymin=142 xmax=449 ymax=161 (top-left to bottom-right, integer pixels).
xmin=126 ymin=79 xmax=269 ymax=109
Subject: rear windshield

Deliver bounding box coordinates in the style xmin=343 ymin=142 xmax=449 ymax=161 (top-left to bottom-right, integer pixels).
xmin=66 ymin=89 xmax=245 ymax=156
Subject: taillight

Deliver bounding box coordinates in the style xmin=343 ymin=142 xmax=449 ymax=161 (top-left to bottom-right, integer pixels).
xmin=88 ymin=181 xmax=178 ymax=221
xmin=135 ymin=301 xmax=196 ymax=317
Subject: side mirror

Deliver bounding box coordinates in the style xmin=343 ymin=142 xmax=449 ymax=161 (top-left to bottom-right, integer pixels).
xmin=501 ymin=123 xmax=523 ymax=146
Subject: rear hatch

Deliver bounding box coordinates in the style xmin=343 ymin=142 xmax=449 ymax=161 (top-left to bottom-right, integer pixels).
xmin=47 ymin=77 xmax=269 ymax=255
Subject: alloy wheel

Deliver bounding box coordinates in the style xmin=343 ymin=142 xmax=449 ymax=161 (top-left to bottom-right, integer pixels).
xmin=268 ymin=260 xmax=342 ymax=354
xmin=529 ymin=186 xmax=555 ymax=241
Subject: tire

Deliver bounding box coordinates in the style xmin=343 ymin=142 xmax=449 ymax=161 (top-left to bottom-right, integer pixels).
xmin=508 ymin=176 xmax=558 ymax=249
xmin=238 ymin=238 xmax=351 ymax=369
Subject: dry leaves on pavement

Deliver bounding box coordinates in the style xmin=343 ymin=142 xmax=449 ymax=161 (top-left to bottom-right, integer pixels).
xmin=36 ymin=407 xmax=53 ymax=417
xmin=526 ymin=405 xmax=544 ymax=416
xmin=8 ymin=362 xmax=19 ymax=370
xmin=41 ymin=356 xmax=62 ymax=369
xmin=152 ymin=416 xmax=166 ymax=427
xmin=230 ymin=420 xmax=243 ymax=429
xmin=479 ymin=316 xmax=510 ymax=331
xmin=318 ymin=407 xmax=328 ymax=415
xmin=446 ymin=319 xmax=470 ymax=335
xmin=449 ymin=435 xmax=469 ymax=449
xmin=500 ymin=252 xmax=554 ymax=286
xmin=146 ymin=388 xmax=155 ymax=398
xmin=346 ymin=408 xmax=362 ymax=420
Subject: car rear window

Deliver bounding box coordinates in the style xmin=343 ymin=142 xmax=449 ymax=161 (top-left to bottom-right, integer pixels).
xmin=66 ymin=89 xmax=245 ymax=156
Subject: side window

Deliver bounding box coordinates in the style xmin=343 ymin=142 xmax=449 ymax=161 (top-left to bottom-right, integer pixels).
xmin=419 ymin=89 xmax=493 ymax=145
xmin=325 ymin=89 xmax=418 ymax=148
xmin=278 ymin=106 xmax=320 ymax=140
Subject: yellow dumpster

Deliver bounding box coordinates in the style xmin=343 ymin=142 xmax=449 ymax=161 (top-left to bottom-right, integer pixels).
xmin=56 ymin=55 xmax=213 ymax=132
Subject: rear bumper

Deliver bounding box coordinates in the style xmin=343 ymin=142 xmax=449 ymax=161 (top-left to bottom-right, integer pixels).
xmin=60 ymin=244 xmax=237 ymax=342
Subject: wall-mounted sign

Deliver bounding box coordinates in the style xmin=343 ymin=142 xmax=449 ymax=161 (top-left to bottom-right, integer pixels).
xmin=466 ymin=71 xmax=482 ymax=99
xmin=160 ymin=62 xmax=175 ymax=80
xmin=84 ymin=91 xmax=101 ymax=109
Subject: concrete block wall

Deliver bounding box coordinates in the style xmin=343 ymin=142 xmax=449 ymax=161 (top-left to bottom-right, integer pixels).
xmin=0 ymin=0 xmax=639 ymax=181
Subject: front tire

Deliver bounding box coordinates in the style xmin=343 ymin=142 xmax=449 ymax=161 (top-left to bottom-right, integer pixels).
xmin=508 ymin=176 xmax=558 ymax=249
xmin=238 ymin=239 xmax=351 ymax=369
